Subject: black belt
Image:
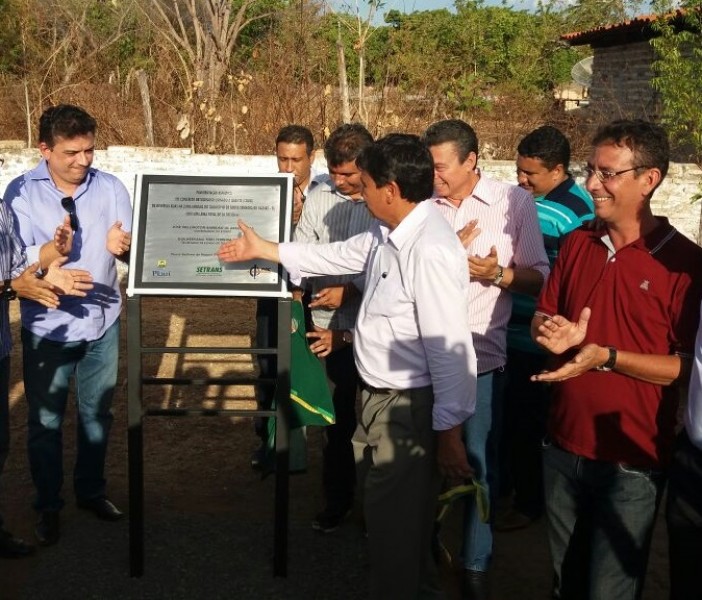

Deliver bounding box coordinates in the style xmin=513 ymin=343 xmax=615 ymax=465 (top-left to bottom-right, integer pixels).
xmin=360 ymin=381 xmax=394 ymax=395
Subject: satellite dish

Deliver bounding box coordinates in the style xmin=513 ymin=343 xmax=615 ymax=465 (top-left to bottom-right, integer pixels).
xmin=571 ymin=56 xmax=593 ymax=87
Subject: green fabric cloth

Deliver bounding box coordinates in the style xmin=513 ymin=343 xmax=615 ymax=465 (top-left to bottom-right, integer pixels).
xmin=288 ymin=300 xmax=335 ymax=427
xmin=263 ymin=300 xmax=335 ymax=474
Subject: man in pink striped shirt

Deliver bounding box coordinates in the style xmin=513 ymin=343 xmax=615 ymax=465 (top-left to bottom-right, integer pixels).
xmin=423 ymin=119 xmax=549 ymax=600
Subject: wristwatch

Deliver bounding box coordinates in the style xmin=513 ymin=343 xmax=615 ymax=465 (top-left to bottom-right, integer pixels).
xmin=595 ymin=346 xmax=617 ymax=372
xmin=1 ymin=279 xmax=17 ymax=301
xmin=342 ymin=330 xmax=353 ymax=345
xmin=492 ymin=265 xmax=504 ymax=287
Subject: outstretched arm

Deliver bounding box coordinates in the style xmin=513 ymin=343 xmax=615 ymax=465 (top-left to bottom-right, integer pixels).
xmin=217 ymin=220 xmax=281 ymax=264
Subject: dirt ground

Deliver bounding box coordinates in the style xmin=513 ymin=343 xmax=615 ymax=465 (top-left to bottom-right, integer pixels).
xmin=0 ymin=293 xmax=672 ymax=599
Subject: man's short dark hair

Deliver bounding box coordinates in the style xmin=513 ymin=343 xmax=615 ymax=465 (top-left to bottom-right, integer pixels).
xmin=356 ymin=134 xmax=434 ymax=204
xmin=592 ymin=119 xmax=670 ymax=182
xmin=324 ymin=123 xmax=374 ymax=167
xmin=422 ymin=119 xmax=478 ymax=162
xmin=276 ymin=125 xmax=314 ymax=155
xmin=518 ymin=125 xmax=571 ymax=171
xmin=39 ymin=104 xmax=97 ymax=147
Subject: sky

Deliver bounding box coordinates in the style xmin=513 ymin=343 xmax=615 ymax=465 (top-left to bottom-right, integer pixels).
xmin=326 ymin=0 xmax=538 ymax=24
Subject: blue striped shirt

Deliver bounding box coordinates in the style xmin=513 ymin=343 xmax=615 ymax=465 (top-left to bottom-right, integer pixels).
xmin=0 ymin=198 xmax=28 ymax=359
xmin=293 ymin=177 xmax=375 ymax=330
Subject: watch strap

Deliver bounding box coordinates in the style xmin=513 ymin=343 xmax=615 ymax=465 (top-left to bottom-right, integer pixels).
xmin=1 ymin=279 xmax=17 ymax=301
xmin=492 ymin=265 xmax=504 ymax=286
xmin=596 ymin=346 xmax=617 ymax=372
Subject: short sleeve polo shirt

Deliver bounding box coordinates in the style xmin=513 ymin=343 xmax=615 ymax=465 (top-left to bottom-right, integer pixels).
xmin=537 ymin=218 xmax=702 ymax=467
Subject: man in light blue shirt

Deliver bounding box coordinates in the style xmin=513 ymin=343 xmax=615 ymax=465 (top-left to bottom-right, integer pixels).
xmin=1 ymin=166 xmax=93 ymax=558
xmin=4 ymin=104 xmax=132 ymax=546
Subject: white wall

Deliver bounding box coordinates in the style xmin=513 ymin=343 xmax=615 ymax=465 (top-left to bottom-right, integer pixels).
xmin=2 ymin=144 xmax=701 ymax=243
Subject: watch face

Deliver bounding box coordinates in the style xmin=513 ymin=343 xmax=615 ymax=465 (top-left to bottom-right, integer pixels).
xmin=2 ymin=280 xmax=16 ymax=301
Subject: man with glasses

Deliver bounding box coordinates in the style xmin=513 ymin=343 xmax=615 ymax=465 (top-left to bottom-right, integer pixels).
xmin=531 ymin=120 xmax=702 ymax=599
xmin=1 ymin=156 xmax=94 ymax=558
xmin=3 ymin=105 xmax=132 ymax=546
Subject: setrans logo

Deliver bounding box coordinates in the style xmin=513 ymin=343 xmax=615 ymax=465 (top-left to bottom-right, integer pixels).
xmin=196 ymin=265 xmax=223 ymax=275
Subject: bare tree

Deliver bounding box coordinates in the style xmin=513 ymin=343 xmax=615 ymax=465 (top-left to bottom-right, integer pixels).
xmin=331 ymin=0 xmax=383 ymax=125
xmin=143 ymin=0 xmax=275 ymax=150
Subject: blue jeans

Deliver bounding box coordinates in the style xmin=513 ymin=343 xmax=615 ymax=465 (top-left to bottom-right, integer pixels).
xmin=543 ymin=441 xmax=664 ymax=600
xmin=22 ymin=320 xmax=119 ymax=512
xmin=461 ymin=367 xmax=506 ymax=572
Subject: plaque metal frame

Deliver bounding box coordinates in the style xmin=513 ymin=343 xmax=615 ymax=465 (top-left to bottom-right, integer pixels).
xmin=127 ymin=173 xmax=293 ymax=298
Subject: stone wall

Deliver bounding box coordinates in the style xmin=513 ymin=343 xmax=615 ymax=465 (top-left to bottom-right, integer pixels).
xmin=587 ymin=41 xmax=660 ymax=120
xmin=1 ymin=144 xmax=701 ymax=243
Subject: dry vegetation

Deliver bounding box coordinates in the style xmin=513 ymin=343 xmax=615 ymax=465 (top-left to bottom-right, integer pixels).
xmin=0 ymin=0 xmax=604 ymax=160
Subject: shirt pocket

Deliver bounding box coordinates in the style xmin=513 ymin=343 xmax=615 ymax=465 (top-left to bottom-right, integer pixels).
xmin=365 ymin=279 xmax=408 ymax=317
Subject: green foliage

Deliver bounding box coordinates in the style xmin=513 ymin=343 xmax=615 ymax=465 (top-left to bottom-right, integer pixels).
xmin=561 ymin=0 xmax=639 ymax=31
xmin=0 ymin=0 xmax=22 ymax=73
xmin=651 ymin=2 xmax=702 ymax=162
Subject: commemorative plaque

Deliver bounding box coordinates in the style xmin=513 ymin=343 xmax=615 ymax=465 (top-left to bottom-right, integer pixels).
xmin=127 ymin=173 xmax=293 ymax=297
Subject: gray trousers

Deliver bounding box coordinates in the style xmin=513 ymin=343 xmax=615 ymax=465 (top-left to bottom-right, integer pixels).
xmin=353 ymin=384 xmax=443 ymax=600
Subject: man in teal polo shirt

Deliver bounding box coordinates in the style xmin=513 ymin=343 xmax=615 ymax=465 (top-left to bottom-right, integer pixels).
xmin=498 ymin=126 xmax=594 ymax=531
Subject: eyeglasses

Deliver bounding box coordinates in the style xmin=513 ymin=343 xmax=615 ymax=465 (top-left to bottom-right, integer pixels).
xmin=584 ymin=165 xmax=649 ymax=182
xmin=61 ymin=196 xmax=79 ymax=231
xmin=0 ymin=158 xmax=4 ymax=168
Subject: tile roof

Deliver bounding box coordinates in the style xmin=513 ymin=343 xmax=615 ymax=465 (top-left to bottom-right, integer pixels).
xmin=561 ymin=9 xmax=692 ymax=46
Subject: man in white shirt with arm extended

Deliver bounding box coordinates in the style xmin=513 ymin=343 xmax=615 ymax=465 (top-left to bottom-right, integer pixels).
xmin=219 ymin=133 xmax=477 ymax=599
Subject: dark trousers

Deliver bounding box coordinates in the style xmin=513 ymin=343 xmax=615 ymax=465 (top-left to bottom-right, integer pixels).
xmin=501 ymin=348 xmax=550 ymax=517
xmin=321 ymin=344 xmax=359 ymax=511
xmin=667 ymin=429 xmax=702 ymax=600
xmin=0 ymin=355 xmax=9 ymax=531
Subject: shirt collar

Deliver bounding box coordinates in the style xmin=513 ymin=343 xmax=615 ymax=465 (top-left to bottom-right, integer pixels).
xmin=593 ymin=216 xmax=676 ymax=254
xmin=29 ymin=159 xmax=95 ymax=195
xmin=386 ymin=200 xmax=427 ymax=251
xmin=431 ymin=168 xmax=493 ymax=207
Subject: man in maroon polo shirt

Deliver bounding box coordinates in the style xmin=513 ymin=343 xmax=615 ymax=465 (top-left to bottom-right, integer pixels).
xmin=530 ymin=120 xmax=702 ymax=600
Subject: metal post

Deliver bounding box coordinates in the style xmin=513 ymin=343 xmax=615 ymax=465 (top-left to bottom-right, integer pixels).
xmin=273 ymin=298 xmax=291 ymax=577
xmin=127 ymin=296 xmax=144 ymax=577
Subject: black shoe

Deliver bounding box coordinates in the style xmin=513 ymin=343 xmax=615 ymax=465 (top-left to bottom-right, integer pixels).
xmin=77 ymin=497 xmax=124 ymax=521
xmin=311 ymin=507 xmax=352 ymax=533
xmin=463 ymin=568 xmax=490 ymax=600
xmin=0 ymin=530 xmax=35 ymax=558
xmin=35 ymin=511 xmax=60 ymax=546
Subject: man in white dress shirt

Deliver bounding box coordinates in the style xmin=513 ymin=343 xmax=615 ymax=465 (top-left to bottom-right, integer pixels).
xmin=218 ymin=133 xmax=478 ymax=599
